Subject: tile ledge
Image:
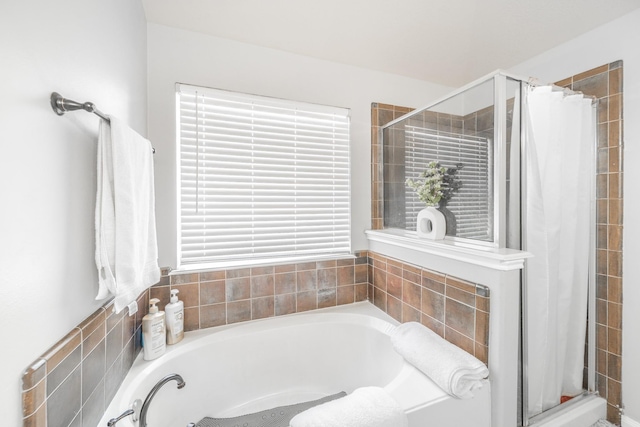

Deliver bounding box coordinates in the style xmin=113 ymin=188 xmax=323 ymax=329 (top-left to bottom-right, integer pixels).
xmin=365 ymin=229 xmax=531 ymax=272
xmin=171 ymin=253 xmax=357 ymax=275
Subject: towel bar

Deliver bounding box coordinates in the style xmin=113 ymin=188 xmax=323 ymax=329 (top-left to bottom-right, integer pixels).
xmin=50 ymin=92 xmax=156 ymax=153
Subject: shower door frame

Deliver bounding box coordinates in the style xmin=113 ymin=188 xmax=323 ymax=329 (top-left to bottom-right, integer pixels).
xmin=518 ymin=82 xmax=598 ymax=427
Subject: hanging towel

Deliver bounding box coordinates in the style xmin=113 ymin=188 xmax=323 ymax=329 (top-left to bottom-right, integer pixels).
xmin=289 ymin=387 xmax=408 ymax=427
xmin=95 ymin=117 xmax=160 ymax=313
xmin=390 ymin=322 xmax=489 ymax=399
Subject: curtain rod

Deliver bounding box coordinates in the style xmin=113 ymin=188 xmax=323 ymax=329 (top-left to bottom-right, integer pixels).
xmin=50 ymin=92 xmax=156 ymax=153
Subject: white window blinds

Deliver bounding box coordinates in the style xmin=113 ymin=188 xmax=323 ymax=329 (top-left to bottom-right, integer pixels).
xmin=404 ymin=127 xmax=493 ymax=241
xmin=177 ymin=84 xmax=351 ymax=269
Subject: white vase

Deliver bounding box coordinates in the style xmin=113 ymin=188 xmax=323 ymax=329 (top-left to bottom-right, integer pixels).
xmin=416 ymin=206 xmax=446 ymax=240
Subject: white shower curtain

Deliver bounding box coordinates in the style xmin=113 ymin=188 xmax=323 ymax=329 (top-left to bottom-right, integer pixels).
xmin=524 ymin=86 xmax=594 ymax=418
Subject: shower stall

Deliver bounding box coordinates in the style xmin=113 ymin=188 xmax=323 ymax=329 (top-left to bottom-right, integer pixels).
xmin=380 ymin=71 xmax=603 ymax=426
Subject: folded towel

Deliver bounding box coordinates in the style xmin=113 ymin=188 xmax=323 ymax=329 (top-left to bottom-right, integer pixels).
xmin=289 ymin=387 xmax=407 ymax=427
xmin=391 ymin=322 xmax=489 ymax=399
xmin=95 ymin=117 xmax=160 ymax=313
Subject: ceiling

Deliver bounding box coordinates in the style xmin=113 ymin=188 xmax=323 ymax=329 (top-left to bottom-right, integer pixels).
xmin=142 ymin=0 xmax=640 ymax=87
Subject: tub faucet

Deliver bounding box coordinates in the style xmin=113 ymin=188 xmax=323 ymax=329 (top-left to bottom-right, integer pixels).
xmin=139 ymin=373 xmax=186 ymax=427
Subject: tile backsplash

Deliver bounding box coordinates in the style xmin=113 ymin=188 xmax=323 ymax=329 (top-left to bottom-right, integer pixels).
xmin=21 ymin=251 xmax=490 ymax=427
xmin=150 ymin=254 xmax=369 ymax=332
xmin=367 ymin=251 xmax=490 ymax=364
xmin=22 ymin=293 xmax=147 ymax=427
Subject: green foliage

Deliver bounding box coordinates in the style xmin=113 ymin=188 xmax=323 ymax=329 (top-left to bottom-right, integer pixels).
xmin=406 ymin=161 xmax=463 ymax=207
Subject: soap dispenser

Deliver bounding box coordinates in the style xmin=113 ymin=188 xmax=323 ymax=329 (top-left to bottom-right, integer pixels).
xmin=165 ymin=289 xmax=184 ymax=345
xmin=142 ymin=298 xmax=166 ymax=360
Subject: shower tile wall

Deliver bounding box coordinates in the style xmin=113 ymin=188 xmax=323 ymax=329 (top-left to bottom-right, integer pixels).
xmin=383 ymin=125 xmax=407 ymax=228
xmin=371 ymin=103 xmax=414 ymax=229
xmin=557 ymin=61 xmax=624 ymax=424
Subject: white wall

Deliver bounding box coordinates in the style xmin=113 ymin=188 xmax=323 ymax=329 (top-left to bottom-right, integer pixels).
xmin=147 ymin=23 xmax=454 ymax=268
xmin=0 ymin=1 xmax=147 ymax=425
xmin=509 ymin=8 xmax=640 ymax=423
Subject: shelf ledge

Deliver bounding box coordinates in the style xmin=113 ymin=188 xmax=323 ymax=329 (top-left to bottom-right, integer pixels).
xmin=365 ymin=228 xmax=531 ymax=272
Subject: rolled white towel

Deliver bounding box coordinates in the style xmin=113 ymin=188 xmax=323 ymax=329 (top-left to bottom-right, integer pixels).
xmin=289 ymin=386 xmax=408 ymax=427
xmin=391 ymin=322 xmax=489 ymax=399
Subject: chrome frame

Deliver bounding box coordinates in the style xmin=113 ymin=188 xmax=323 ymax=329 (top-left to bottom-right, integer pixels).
xmin=494 ymin=73 xmax=508 ymax=247
xmin=587 ymin=100 xmax=598 ymax=394
xmin=528 ymin=392 xmax=596 ymax=425
xmin=520 ymin=83 xmax=531 ymax=426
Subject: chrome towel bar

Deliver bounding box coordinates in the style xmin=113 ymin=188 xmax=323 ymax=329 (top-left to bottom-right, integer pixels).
xmin=50 ymin=92 xmax=155 ymax=153
xmin=50 ymin=92 xmax=110 ymax=121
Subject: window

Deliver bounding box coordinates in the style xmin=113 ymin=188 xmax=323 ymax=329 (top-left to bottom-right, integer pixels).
xmin=177 ymin=84 xmax=351 ymax=270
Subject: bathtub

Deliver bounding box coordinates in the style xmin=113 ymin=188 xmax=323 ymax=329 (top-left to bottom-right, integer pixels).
xmin=98 ymin=301 xmax=491 ymax=427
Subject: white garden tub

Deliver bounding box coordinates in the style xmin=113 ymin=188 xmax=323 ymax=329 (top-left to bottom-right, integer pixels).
xmin=98 ymin=302 xmax=491 ymax=427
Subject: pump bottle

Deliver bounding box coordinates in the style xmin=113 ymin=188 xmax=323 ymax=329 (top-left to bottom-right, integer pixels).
xmin=165 ymin=289 xmax=184 ymax=345
xmin=142 ymin=298 xmax=166 ymax=360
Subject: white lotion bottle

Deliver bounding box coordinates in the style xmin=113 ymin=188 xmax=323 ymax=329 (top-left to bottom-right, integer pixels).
xmin=165 ymin=289 xmax=184 ymax=345
xmin=142 ymin=298 xmax=166 ymax=360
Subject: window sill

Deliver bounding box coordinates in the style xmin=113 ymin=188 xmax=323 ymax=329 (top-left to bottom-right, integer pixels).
xmin=365 ymin=228 xmax=531 ymax=272
xmin=172 ymin=253 xmax=357 ymax=275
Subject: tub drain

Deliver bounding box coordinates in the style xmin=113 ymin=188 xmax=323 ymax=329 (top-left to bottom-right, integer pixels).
xmin=195 ymin=392 xmax=346 ymax=427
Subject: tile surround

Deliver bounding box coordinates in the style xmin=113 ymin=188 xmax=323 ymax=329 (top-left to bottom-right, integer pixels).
xmin=367 ymin=251 xmax=490 ymax=364
xmin=22 ymin=292 xmax=146 ymax=427
xmin=22 ymin=250 xmax=488 ymax=427
xmin=556 ymin=61 xmax=624 ymax=425
xmin=151 ymin=255 xmax=369 ymax=331
xmin=22 ymin=255 xmax=369 ymax=427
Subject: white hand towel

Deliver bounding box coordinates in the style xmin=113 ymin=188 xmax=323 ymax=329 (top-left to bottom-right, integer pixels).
xmin=289 ymin=386 xmax=408 ymax=427
xmin=391 ymin=321 xmax=489 ymax=399
xmin=95 ymin=117 xmax=160 ymax=313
